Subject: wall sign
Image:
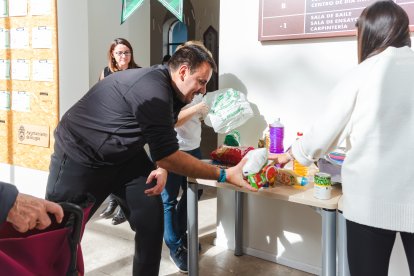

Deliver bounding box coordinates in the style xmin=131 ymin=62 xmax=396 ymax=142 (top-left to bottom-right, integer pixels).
xmin=259 ymin=0 xmax=414 ymax=41
xmin=17 ymin=124 xmax=49 ymax=148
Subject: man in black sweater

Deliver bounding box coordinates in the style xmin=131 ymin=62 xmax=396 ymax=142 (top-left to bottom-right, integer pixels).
xmin=46 ymin=42 xmax=255 ymax=276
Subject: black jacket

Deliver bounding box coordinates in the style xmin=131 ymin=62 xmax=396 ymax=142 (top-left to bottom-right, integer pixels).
xmin=0 ymin=181 xmax=18 ymax=224
xmin=55 ymin=65 xmax=185 ymax=166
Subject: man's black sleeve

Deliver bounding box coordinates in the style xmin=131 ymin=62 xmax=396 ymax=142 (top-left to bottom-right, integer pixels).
xmin=0 ymin=181 xmax=18 ymax=224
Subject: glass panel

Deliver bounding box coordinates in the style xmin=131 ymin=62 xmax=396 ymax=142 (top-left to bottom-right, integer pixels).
xmin=170 ymin=21 xmax=187 ymax=53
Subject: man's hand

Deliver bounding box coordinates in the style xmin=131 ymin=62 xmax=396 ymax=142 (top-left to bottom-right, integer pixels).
xmin=145 ymin=167 xmax=168 ymax=196
xmin=226 ymin=158 xmax=258 ymax=192
xmin=6 ymin=193 xmax=64 ymax=233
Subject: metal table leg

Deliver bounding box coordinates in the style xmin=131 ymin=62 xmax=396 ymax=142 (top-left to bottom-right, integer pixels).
xmin=338 ymin=210 xmax=350 ymax=276
xmin=234 ymin=191 xmax=244 ymax=256
xmin=320 ymin=208 xmax=337 ymax=276
xmin=187 ymin=181 xmax=199 ymax=276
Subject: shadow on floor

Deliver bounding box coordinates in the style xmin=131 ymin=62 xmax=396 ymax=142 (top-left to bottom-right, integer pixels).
xmin=82 ymin=186 xmax=313 ymax=276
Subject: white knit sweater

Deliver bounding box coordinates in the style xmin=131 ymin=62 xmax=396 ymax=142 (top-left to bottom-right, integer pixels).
xmin=292 ymin=46 xmax=414 ymax=233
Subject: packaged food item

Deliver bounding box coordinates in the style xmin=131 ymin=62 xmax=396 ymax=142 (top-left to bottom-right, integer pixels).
xmin=314 ymin=172 xmax=332 ymax=186
xmin=210 ymin=145 xmax=254 ymax=165
xmin=274 ymin=169 xmax=297 ymax=186
xmin=242 ymin=148 xmax=268 ymax=176
xmin=257 ymin=138 xmax=265 ymax=148
xmin=274 ymin=168 xmax=309 ymax=189
xmin=247 ymin=173 xmax=266 ymax=189
xmin=313 ymin=172 xmax=332 ymax=200
xmin=293 ymin=132 xmax=309 ymax=177
xmin=258 ymin=128 xmax=270 ymax=149
xmin=263 ymin=163 xmax=277 ymax=184
xmin=246 ymin=163 xmax=277 ymax=189
xmin=224 ymin=130 xmax=241 ymax=146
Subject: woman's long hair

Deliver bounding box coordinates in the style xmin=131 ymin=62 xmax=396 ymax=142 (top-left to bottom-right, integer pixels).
xmin=356 ymin=0 xmax=411 ymax=63
xmin=107 ymin=38 xmax=139 ymax=72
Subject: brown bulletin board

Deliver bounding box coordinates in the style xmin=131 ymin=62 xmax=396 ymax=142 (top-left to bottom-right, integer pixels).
xmin=0 ymin=0 xmax=58 ymax=171
xmin=259 ymin=0 xmax=414 ymax=41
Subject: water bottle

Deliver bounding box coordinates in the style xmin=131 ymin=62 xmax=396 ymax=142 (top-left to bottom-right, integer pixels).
xmin=269 ymin=118 xmax=284 ymax=154
xmin=293 ymin=132 xmax=309 ymax=177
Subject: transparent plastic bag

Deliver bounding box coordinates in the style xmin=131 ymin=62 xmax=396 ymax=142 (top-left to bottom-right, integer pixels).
xmin=203 ymin=88 xmax=253 ymax=134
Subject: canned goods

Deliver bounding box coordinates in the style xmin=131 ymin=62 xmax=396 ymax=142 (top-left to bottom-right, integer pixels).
xmin=314 ymin=172 xmax=332 ymax=186
xmin=313 ymin=172 xmax=332 ymax=200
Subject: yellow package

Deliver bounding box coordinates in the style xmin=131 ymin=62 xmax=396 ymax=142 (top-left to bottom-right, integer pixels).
xmin=274 ymin=168 xmax=309 ymax=189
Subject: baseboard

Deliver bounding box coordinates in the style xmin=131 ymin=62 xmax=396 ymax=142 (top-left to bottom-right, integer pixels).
xmin=244 ymin=247 xmax=321 ymax=275
xmin=214 ymin=237 xmax=321 ymax=275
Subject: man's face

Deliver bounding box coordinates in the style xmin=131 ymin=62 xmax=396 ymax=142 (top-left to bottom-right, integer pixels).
xmin=176 ymin=62 xmax=212 ymax=104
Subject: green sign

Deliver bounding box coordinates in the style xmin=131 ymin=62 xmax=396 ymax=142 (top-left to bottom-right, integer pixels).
xmin=121 ymin=0 xmax=183 ymax=24
xmin=121 ymin=0 xmax=145 ymax=24
xmin=158 ymin=0 xmax=183 ymax=22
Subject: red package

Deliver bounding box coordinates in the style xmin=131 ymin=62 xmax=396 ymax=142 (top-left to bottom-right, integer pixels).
xmin=210 ymin=146 xmax=254 ymax=165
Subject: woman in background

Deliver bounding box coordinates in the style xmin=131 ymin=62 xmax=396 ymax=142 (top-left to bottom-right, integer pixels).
xmin=99 ymin=38 xmax=140 ymax=224
xmin=99 ymin=37 xmax=140 ymax=80
xmin=270 ymin=1 xmax=414 ymax=275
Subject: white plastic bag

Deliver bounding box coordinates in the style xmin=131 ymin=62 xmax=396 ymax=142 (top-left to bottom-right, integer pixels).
xmin=203 ymin=88 xmax=253 ymax=134
xmin=242 ymin=148 xmax=268 ymax=176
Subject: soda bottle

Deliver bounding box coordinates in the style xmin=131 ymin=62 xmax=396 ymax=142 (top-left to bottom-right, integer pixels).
xmin=269 ymin=118 xmax=284 ymax=154
xmin=293 ymin=132 xmax=309 ymax=177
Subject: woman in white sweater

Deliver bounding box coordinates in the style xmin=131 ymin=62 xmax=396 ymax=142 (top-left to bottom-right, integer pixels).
xmin=270 ymin=1 xmax=414 ymax=275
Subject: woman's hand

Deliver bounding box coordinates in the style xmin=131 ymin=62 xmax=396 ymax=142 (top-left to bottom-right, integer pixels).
xmin=268 ymin=152 xmax=293 ymax=168
xmin=195 ymin=102 xmax=209 ymax=118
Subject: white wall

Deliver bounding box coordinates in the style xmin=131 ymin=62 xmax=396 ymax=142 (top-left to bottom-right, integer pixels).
xmin=57 ymin=0 xmax=151 ymax=115
xmin=217 ymin=0 xmax=410 ymax=275
xmin=57 ymin=0 xmax=90 ymax=116
xmin=87 ymin=0 xmax=151 ymax=83
xmin=192 ymin=1 xmax=219 ymax=41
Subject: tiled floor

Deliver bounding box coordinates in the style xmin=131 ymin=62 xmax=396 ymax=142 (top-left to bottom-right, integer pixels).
xmin=82 ymin=187 xmax=314 ymax=276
